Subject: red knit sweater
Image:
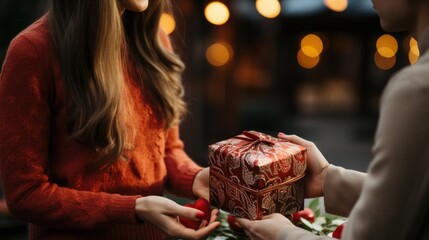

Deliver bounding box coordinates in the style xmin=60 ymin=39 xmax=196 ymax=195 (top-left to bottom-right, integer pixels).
xmin=0 ymin=15 xmax=202 ymax=240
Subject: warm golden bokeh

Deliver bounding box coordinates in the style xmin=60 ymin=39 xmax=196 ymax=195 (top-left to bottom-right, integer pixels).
xmin=409 ymin=37 xmax=420 ymax=56
xmin=324 ymin=0 xmax=348 ymax=12
xmin=402 ymin=36 xmax=419 ymax=64
xmin=301 ymin=34 xmax=324 ymax=58
xmin=374 ymin=51 xmax=396 ymax=70
xmin=206 ymin=43 xmax=232 ymax=67
xmin=255 ymin=0 xmax=282 ymax=18
xmin=159 ymin=13 xmax=175 ymax=35
xmin=408 ymin=51 xmax=419 ymax=65
xmin=204 ymin=2 xmax=230 ymax=25
xmin=297 ymin=49 xmax=320 ymax=69
xmin=376 ymin=34 xmax=398 ymax=58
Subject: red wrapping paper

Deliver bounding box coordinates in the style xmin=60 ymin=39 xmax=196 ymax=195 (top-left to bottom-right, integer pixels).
xmin=209 ymin=131 xmax=307 ymax=220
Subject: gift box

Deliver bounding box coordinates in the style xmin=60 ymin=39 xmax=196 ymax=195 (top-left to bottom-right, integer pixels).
xmin=209 ymin=131 xmax=307 ymax=220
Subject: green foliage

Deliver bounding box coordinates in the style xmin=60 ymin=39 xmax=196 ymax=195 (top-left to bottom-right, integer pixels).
xmin=206 ymin=210 xmax=249 ymax=240
xmin=208 ymin=198 xmax=346 ymax=239
xmin=293 ymin=198 xmax=346 ymax=236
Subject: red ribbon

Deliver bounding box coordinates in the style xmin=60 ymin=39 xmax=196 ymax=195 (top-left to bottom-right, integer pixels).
xmin=238 ymin=131 xmax=276 ymax=147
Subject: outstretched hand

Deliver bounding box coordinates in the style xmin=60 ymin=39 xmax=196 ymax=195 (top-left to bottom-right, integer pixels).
xmin=236 ymin=213 xmax=294 ymax=240
xmin=278 ymin=132 xmax=329 ymax=198
xmin=135 ymin=196 xmax=220 ymax=240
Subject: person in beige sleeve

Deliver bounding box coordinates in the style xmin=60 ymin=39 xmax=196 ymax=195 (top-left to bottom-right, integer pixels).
xmin=236 ymin=0 xmax=429 ymax=239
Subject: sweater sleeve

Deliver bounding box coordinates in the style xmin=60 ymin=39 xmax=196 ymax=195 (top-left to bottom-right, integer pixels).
xmin=164 ymin=127 xmax=203 ymax=199
xmin=341 ymin=71 xmax=429 ymax=239
xmin=0 ymin=35 xmax=140 ymax=230
xmin=324 ymin=165 xmax=366 ymax=217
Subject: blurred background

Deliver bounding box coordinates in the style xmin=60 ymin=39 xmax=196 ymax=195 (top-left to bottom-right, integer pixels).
xmin=169 ymin=0 xmax=415 ymax=173
xmin=0 ymin=0 xmax=420 ymax=238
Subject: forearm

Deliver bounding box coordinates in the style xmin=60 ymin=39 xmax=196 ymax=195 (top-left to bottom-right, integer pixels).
xmin=164 ymin=127 xmax=203 ymax=198
xmin=165 ymin=153 xmax=203 ymax=198
xmin=324 ymin=165 xmax=366 ymax=217
xmin=1 ymin=174 xmax=141 ymax=229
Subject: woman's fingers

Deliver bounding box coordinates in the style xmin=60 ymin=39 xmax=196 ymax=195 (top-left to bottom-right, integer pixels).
xmin=136 ymin=196 xmax=220 ymax=239
xmin=209 ymin=208 xmax=219 ymax=224
xmin=162 ymin=201 xmax=204 ymax=221
xmin=177 ymin=221 xmax=221 ymax=240
xmin=199 ymin=220 xmax=208 ymax=229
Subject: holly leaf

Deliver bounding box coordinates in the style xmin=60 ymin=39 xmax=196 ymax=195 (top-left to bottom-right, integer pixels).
xmin=308 ymin=198 xmax=320 ymax=212
xmin=300 ymin=217 xmax=314 ymax=230
xmin=315 ymin=209 xmax=321 ymax=218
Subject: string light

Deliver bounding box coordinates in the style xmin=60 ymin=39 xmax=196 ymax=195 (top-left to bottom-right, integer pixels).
xmin=324 ymin=0 xmax=348 ymax=12
xmin=301 ymin=34 xmax=324 ymax=58
xmin=159 ymin=13 xmax=175 ymax=35
xmin=204 ymin=2 xmax=230 ymax=25
xmin=408 ymin=37 xmax=419 ymax=64
xmin=409 ymin=37 xmax=419 ymax=56
xmin=206 ymin=42 xmax=232 ymax=67
xmin=408 ymin=51 xmax=419 ymax=65
xmin=374 ymin=51 xmax=396 ymax=70
xmin=255 ymin=0 xmax=281 ymax=18
xmin=376 ymin=34 xmax=398 ymax=58
xmin=297 ymin=49 xmax=320 ymax=69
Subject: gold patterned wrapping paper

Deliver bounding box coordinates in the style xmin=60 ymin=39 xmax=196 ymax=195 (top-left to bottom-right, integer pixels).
xmin=209 ymin=131 xmax=307 ymax=220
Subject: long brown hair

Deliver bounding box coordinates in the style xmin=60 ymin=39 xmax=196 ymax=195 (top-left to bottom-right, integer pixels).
xmin=48 ymin=0 xmax=186 ymax=166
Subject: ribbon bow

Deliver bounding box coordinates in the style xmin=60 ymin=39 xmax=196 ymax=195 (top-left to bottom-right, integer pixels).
xmin=240 ymin=131 xmax=276 ymax=147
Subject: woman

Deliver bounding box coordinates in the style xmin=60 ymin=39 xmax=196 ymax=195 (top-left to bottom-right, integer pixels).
xmin=236 ymin=0 xmax=429 ymax=239
xmin=0 ymin=0 xmax=219 ymax=239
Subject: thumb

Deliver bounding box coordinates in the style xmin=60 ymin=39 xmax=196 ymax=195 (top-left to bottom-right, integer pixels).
xmin=278 ymin=133 xmax=310 ymax=147
xmin=235 ymin=217 xmax=253 ymax=229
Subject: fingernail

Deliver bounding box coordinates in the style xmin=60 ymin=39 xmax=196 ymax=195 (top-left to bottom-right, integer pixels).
xmin=278 ymin=132 xmax=286 ymax=137
xmin=196 ymin=212 xmax=205 ymax=219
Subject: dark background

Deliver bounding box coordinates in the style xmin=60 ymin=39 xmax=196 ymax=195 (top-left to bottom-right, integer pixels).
xmin=173 ymin=0 xmax=401 ymax=173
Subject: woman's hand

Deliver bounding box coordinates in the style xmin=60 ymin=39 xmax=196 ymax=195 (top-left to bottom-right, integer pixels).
xmin=192 ymin=167 xmax=210 ymax=200
xmin=135 ymin=196 xmax=220 ymax=240
xmin=278 ymin=132 xmax=329 ymax=198
xmin=236 ymin=213 xmax=294 ymax=240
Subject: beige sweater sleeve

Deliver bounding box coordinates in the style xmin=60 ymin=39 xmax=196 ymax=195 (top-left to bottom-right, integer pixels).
xmin=280 ymin=62 xmax=429 ymax=239
xmin=325 ymin=65 xmax=429 ymax=239
xmin=341 ymin=68 xmax=429 ymax=239
xmin=324 ymin=165 xmax=366 ymax=217
xmin=277 ymin=55 xmax=429 ymax=239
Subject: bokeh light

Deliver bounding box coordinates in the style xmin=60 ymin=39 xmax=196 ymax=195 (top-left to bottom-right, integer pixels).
xmin=204 ymin=2 xmax=230 ymax=25
xmin=374 ymin=51 xmax=396 ymax=70
xmin=255 ymin=0 xmax=281 ymax=18
xmin=159 ymin=13 xmax=175 ymax=35
xmin=409 ymin=37 xmax=419 ymax=55
xmin=408 ymin=51 xmax=419 ymax=65
xmin=376 ymin=34 xmax=398 ymax=58
xmin=297 ymin=49 xmax=320 ymax=69
xmin=324 ymin=0 xmax=348 ymax=12
xmin=206 ymin=43 xmax=232 ymax=67
xmin=409 ymin=37 xmax=420 ymax=65
xmin=301 ymin=34 xmax=324 ymax=58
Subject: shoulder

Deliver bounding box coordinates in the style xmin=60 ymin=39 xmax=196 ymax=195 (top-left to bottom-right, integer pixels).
xmin=382 ymin=54 xmax=429 ymax=106
xmin=1 ymin=15 xmax=56 ymax=99
xmin=6 ymin=14 xmax=54 ymax=66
